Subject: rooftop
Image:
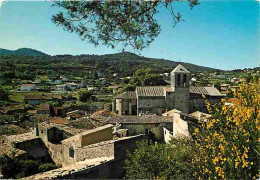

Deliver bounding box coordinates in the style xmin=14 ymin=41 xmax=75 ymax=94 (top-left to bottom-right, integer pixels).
xmin=136 ymin=86 xmax=166 ymax=97
xmin=190 ymin=86 xmax=223 ymax=96
xmin=114 ymin=91 xmax=136 ymax=99
xmin=171 ymin=64 xmax=190 ymax=74
xmin=39 ymin=122 xmax=84 ymax=135
xmin=7 ymin=132 xmax=39 ymax=143
xmin=21 ymin=84 xmax=36 ymax=87
xmin=107 ymin=116 xmax=173 ymax=124
xmin=38 ymin=104 xmax=50 ymax=111
xmin=190 ymin=111 xmax=212 ymax=120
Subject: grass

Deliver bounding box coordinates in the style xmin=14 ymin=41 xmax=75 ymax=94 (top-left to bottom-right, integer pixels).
xmin=9 ymin=92 xmax=53 ymax=103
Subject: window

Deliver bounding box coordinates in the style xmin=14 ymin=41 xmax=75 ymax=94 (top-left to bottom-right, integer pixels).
xmin=41 ymin=130 xmax=43 ymax=133
xmin=177 ymin=74 xmax=181 ymax=86
xmin=69 ymin=147 xmax=74 ymax=158
xmin=183 ymin=74 xmax=187 ymax=87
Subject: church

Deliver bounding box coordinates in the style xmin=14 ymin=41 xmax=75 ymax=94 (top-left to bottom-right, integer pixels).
xmin=112 ymin=64 xmax=224 ymax=116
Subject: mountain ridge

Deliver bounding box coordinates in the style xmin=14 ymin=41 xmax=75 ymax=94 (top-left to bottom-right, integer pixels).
xmin=0 ymin=48 xmax=219 ymax=72
xmin=0 ymin=48 xmax=49 ymax=56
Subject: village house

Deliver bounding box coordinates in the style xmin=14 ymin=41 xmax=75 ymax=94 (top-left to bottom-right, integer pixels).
xmin=67 ymin=82 xmax=82 ymax=90
xmin=113 ymin=64 xmax=224 ymax=116
xmin=55 ymin=84 xmax=69 ymax=92
xmin=20 ymin=84 xmax=37 ymax=91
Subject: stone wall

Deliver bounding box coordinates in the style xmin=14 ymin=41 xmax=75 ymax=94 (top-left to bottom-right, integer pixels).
xmin=80 ymin=126 xmax=113 ymax=147
xmin=137 ymin=97 xmax=165 ymax=115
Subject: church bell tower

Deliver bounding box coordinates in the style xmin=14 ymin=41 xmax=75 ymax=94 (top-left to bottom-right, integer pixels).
xmin=170 ymin=64 xmax=190 ymax=113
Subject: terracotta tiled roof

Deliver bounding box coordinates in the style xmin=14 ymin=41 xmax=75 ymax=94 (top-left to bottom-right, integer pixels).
xmin=38 ymin=104 xmax=50 ymax=111
xmin=24 ymin=94 xmax=62 ymax=100
xmin=189 ymin=86 xmax=223 ymax=96
xmin=21 ymin=84 xmax=36 ymax=87
xmin=114 ymin=91 xmax=136 ymax=99
xmin=136 ymin=86 xmax=166 ymax=97
xmin=107 ymin=116 xmax=173 ymax=124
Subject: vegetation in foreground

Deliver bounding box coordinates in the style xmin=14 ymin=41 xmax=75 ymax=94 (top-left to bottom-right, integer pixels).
xmin=125 ymin=80 xmax=260 ymax=179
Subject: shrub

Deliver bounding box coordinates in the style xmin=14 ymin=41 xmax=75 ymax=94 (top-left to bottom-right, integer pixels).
xmin=193 ymin=81 xmax=260 ymax=179
xmin=39 ymin=163 xmax=60 ymax=172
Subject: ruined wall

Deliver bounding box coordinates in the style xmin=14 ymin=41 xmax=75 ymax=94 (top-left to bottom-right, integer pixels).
xmin=46 ymin=143 xmax=64 ymax=165
xmin=0 ymin=135 xmax=7 ymax=144
xmin=38 ymin=124 xmax=48 ymax=142
xmin=80 ymin=126 xmax=113 ymax=147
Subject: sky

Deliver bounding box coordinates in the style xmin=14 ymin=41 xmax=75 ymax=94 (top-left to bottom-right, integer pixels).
xmin=0 ymin=0 xmax=259 ymax=70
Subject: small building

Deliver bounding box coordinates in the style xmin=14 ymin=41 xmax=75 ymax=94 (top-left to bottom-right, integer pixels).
xmin=67 ymin=82 xmax=81 ymax=90
xmin=55 ymin=84 xmax=69 ymax=92
xmin=220 ymin=84 xmax=230 ymax=94
xmin=108 ymin=85 xmax=121 ymax=94
xmin=20 ymin=84 xmax=37 ymax=91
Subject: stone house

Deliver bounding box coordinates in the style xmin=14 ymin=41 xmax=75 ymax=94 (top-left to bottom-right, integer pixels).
xmin=113 ymin=64 xmax=224 ymax=115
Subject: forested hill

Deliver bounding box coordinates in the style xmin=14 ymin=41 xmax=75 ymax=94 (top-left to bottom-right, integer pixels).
xmin=0 ymin=48 xmax=49 ymax=56
xmin=78 ymin=51 xmax=217 ymax=72
xmin=0 ymin=50 xmax=219 ymax=81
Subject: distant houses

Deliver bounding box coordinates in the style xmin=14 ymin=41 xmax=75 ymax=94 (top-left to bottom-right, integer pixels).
xmin=20 ymin=84 xmax=37 ymax=91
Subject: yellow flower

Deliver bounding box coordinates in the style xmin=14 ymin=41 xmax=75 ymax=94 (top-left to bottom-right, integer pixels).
xmin=195 ymin=128 xmax=199 ymax=133
xmin=215 ymin=167 xmax=220 ymax=172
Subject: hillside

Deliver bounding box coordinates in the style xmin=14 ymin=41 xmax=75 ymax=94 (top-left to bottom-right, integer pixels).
xmin=0 ymin=48 xmax=49 ymax=56
xmin=0 ymin=49 xmax=220 ymax=82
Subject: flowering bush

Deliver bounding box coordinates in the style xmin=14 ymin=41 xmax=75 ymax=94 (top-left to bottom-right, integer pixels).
xmin=193 ymin=81 xmax=260 ymax=179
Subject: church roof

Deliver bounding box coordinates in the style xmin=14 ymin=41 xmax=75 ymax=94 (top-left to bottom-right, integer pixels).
xmin=190 ymin=86 xmax=224 ymax=96
xmin=114 ymin=91 xmax=136 ymax=99
xmin=136 ymin=86 xmax=166 ymax=97
xmin=171 ymin=64 xmax=190 ymax=73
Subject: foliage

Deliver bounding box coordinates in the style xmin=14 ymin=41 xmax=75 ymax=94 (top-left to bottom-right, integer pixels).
xmin=52 ymin=1 xmax=199 ymax=50
xmin=130 ymin=68 xmax=168 ymax=87
xmin=124 ymin=139 xmax=195 ymax=179
xmin=193 ymin=80 xmax=260 ymax=179
xmin=0 ymin=88 xmax=9 ymax=101
xmin=78 ymin=89 xmax=93 ymax=102
xmin=0 ymin=152 xmax=39 ymax=179
xmin=0 ymin=124 xmax=28 ymax=136
xmin=39 ymin=163 xmax=61 ymax=172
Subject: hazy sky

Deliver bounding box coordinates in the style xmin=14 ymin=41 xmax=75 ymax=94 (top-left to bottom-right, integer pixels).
xmin=0 ymin=0 xmax=259 ymax=70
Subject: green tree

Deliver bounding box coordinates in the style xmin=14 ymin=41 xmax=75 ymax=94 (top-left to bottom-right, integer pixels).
xmin=0 ymin=88 xmax=9 ymax=102
xmin=125 ymin=138 xmax=195 ymax=179
xmin=130 ymin=68 xmax=167 ymax=87
xmin=78 ymin=89 xmax=93 ymax=102
xmin=52 ymin=1 xmax=199 ymax=50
